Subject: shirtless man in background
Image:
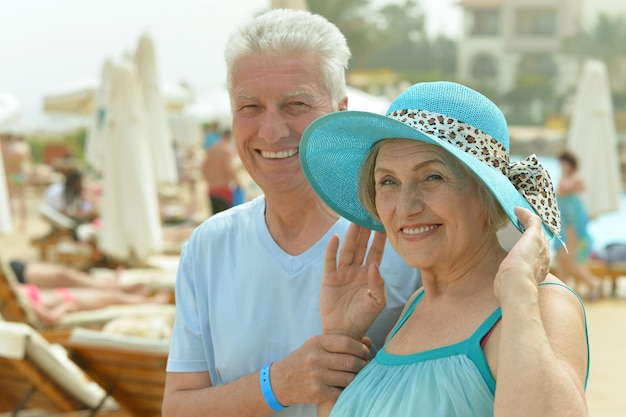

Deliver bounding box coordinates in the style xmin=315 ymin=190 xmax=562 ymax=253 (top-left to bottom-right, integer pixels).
xmin=201 ymin=129 xmax=240 ymax=215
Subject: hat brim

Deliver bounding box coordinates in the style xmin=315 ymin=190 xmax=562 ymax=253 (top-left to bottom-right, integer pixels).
xmin=301 ymin=110 xmax=553 ymax=238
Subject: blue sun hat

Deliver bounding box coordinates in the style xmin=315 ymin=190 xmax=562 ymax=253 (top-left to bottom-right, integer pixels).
xmin=300 ymin=81 xmax=561 ymax=241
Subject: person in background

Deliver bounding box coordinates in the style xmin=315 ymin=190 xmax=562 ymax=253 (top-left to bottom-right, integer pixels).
xmin=300 ymin=81 xmax=589 ymax=417
xmin=553 ymin=149 xmax=604 ymax=300
xmin=8 ymin=258 xmax=126 ymax=290
xmin=201 ymin=128 xmax=240 ymax=214
xmin=6 ymin=258 xmax=169 ymax=326
xmin=17 ymin=281 xmax=170 ymax=325
xmin=162 ymin=9 xmax=421 ymax=417
xmin=44 ymin=167 xmax=98 ymax=223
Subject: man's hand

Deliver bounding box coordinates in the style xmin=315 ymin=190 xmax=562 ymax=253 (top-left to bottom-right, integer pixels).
xmin=271 ymin=334 xmax=372 ymax=406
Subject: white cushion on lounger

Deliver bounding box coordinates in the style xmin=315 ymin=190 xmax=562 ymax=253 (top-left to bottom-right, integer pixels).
xmin=0 ymin=321 xmax=117 ymax=410
xmin=89 ymin=267 xmax=176 ymax=290
xmin=69 ymin=327 xmax=170 ymax=354
xmin=56 ymin=303 xmax=176 ymax=328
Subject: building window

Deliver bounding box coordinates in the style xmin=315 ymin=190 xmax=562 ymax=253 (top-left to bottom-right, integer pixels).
xmin=518 ymin=54 xmax=557 ymax=79
xmin=471 ymin=53 xmax=498 ymax=81
xmin=470 ymin=9 xmax=500 ymax=36
xmin=515 ymin=8 xmax=557 ymax=36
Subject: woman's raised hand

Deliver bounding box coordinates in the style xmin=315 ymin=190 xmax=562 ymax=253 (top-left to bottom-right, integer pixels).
xmin=320 ymin=223 xmax=387 ymax=340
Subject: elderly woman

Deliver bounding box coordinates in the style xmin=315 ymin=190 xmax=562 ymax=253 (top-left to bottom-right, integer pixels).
xmin=300 ymin=82 xmax=589 ymax=417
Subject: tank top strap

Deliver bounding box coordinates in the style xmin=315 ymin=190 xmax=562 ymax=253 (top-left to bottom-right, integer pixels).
xmin=464 ymin=306 xmax=502 ymax=395
xmin=468 ymin=306 xmax=502 ymax=346
xmin=538 ymin=281 xmax=590 ymax=390
xmin=385 ymin=289 xmax=424 ymax=344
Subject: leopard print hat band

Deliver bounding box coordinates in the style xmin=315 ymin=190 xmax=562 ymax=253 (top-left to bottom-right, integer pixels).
xmin=387 ymin=109 xmax=562 ymax=238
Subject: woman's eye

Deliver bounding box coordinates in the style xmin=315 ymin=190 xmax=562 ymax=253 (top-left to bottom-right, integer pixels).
xmin=378 ymin=177 xmax=397 ymax=187
xmin=425 ymin=173 xmax=444 ymax=182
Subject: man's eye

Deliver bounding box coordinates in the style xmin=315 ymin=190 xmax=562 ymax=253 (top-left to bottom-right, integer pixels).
xmin=237 ymin=104 xmax=260 ymax=114
xmin=285 ymin=102 xmax=311 ymax=114
xmin=288 ymin=101 xmax=310 ymax=109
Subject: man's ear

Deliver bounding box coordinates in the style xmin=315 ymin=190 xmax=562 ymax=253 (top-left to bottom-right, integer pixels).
xmin=338 ymin=96 xmax=348 ymax=111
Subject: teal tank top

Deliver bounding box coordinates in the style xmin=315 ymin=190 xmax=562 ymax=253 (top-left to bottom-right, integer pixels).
xmin=328 ymin=282 xmax=589 ymax=417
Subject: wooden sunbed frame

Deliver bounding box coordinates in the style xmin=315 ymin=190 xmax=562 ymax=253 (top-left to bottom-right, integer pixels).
xmin=64 ymin=329 xmax=170 ymax=417
xmin=30 ymin=203 xmax=79 ymax=262
xmin=589 ymin=259 xmax=626 ymax=296
xmin=0 ymin=353 xmax=91 ymax=414
xmin=0 ymin=321 xmax=119 ymax=416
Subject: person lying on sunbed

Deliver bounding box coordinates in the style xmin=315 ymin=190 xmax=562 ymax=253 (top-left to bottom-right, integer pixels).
xmin=18 ymin=283 xmax=171 ymax=325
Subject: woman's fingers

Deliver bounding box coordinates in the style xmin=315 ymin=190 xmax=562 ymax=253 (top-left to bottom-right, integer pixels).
xmin=324 ymin=233 xmax=341 ymax=276
xmin=338 ymin=224 xmax=371 ymax=267
xmin=366 ymin=231 xmax=386 ymax=267
xmin=367 ymin=262 xmax=386 ymax=306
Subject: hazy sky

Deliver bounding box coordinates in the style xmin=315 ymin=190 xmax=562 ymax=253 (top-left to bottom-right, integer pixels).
xmin=0 ymin=0 xmax=461 ymax=131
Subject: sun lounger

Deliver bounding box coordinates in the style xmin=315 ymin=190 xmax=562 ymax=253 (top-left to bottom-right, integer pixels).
xmin=588 ymin=260 xmax=626 ymax=296
xmin=30 ymin=203 xmax=78 ymax=261
xmin=0 ymin=256 xmax=176 ymax=344
xmin=88 ymin=267 xmax=176 ymax=292
xmin=0 ymin=321 xmax=119 ymax=416
xmin=64 ymin=314 xmax=172 ymax=417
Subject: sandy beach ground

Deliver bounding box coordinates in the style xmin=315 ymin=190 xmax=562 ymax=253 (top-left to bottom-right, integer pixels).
xmin=1 ymin=189 xmax=625 ymax=416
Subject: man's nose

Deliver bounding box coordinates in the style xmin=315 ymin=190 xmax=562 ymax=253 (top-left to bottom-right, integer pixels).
xmin=258 ymin=106 xmax=289 ymax=144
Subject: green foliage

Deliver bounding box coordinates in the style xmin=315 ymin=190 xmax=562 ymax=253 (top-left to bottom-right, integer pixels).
xmin=394 ymin=69 xmax=457 ymax=84
xmin=308 ymin=0 xmax=385 ymax=67
xmin=612 ymin=90 xmax=626 ymax=110
xmin=562 ymin=13 xmax=626 ymax=88
xmin=493 ymin=52 xmax=560 ymax=125
xmin=308 ymin=0 xmax=455 ymax=75
xmin=562 ymin=13 xmax=626 ymax=62
xmin=27 ymin=128 xmax=86 ymax=164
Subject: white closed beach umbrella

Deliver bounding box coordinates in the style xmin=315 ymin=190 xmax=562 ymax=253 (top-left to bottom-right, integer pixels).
xmin=84 ymin=58 xmax=115 ymax=173
xmin=134 ymin=32 xmax=179 ymax=185
xmin=97 ymin=58 xmax=163 ymax=262
xmin=0 ymin=93 xmax=19 ymax=234
xmin=0 ymin=143 xmax=13 ymax=235
xmin=0 ymin=142 xmax=13 ymax=235
xmin=567 ymin=59 xmax=622 ymax=218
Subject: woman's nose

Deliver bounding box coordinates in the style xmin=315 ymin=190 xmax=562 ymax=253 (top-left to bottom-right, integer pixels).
xmin=395 ymin=186 xmax=425 ymax=218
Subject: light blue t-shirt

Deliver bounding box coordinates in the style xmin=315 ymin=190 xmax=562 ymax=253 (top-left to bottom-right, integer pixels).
xmin=166 ymin=196 xmax=422 ymax=417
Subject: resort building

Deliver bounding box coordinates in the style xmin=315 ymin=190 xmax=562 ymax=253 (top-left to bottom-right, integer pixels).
xmin=456 ymin=0 xmax=626 ymax=95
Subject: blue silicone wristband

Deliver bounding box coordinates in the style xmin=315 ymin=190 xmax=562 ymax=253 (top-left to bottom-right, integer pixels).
xmin=260 ymin=363 xmax=286 ymax=412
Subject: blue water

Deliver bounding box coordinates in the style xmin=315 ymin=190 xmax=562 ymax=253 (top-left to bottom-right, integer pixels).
xmin=521 ymin=156 xmax=626 ymax=252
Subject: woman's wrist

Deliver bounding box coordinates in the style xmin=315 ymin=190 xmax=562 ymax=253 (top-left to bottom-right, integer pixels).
xmin=322 ymin=327 xmax=364 ymax=341
xmin=498 ymin=275 xmax=540 ymax=311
